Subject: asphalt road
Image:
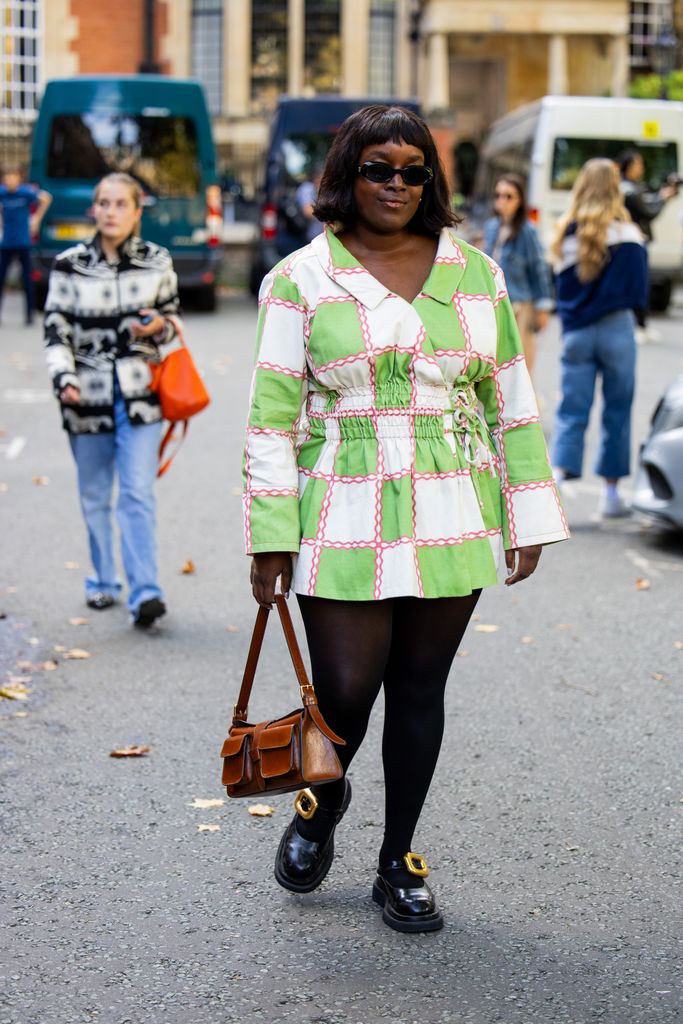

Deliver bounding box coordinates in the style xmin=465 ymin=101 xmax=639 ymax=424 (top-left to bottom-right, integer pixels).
xmin=1 ymin=287 xmax=681 ymax=1024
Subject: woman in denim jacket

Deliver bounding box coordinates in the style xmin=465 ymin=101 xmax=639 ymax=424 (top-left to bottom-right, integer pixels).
xmin=483 ymin=173 xmax=553 ymax=375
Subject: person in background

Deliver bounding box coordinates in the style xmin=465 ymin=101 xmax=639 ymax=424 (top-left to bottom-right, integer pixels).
xmin=551 ymin=159 xmax=648 ymax=518
xmin=0 ymin=165 xmax=52 ymax=325
xmin=483 ymin=173 xmax=553 ymax=377
xmin=617 ymin=149 xmax=678 ymax=345
xmin=295 ymin=167 xmax=324 ymax=242
xmin=44 ymin=172 xmax=181 ymax=627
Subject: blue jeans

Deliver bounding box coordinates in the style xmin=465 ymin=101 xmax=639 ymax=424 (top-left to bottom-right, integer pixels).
xmin=0 ymin=246 xmax=34 ymax=317
xmin=552 ymin=309 xmax=636 ymax=480
xmin=69 ymin=379 xmax=162 ymax=614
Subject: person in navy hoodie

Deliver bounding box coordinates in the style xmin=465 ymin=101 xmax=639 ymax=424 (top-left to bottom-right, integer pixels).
xmin=550 ymin=158 xmax=648 ymax=518
xmin=483 ymin=173 xmax=553 ymax=376
xmin=0 ymin=165 xmax=51 ymax=325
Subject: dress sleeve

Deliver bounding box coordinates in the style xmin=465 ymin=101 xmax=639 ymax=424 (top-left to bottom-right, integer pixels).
xmin=242 ymin=270 xmax=308 ymax=555
xmin=44 ymin=256 xmax=79 ymax=395
xmin=476 ymin=261 xmax=569 ymax=550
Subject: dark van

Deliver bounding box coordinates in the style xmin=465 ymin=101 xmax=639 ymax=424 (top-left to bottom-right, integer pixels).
xmin=30 ymin=75 xmax=222 ymax=310
xmin=249 ymin=96 xmax=420 ymax=294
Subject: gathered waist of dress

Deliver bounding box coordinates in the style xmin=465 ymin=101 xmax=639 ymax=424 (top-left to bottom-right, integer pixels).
xmin=304 ymin=382 xmax=489 ymax=443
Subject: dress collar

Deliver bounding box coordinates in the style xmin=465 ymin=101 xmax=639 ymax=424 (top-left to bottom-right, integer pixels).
xmin=311 ymin=225 xmax=469 ymax=308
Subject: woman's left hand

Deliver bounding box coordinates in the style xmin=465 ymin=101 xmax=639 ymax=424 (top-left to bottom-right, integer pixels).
xmin=505 ymin=544 xmax=542 ymax=585
xmin=130 ymin=308 xmax=165 ymax=338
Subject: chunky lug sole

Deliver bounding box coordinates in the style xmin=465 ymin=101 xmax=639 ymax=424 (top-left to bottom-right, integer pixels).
xmin=274 ymin=780 xmax=351 ymax=894
xmin=372 ymin=880 xmax=444 ymax=933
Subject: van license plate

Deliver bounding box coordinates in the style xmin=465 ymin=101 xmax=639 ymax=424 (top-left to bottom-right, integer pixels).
xmin=52 ymin=223 xmax=94 ymax=241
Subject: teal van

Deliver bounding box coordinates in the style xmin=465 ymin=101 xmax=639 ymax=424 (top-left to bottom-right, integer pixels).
xmin=30 ymin=75 xmax=222 ymax=310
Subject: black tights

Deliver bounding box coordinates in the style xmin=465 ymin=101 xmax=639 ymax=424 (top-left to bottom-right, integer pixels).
xmin=297 ymin=592 xmax=481 ymax=865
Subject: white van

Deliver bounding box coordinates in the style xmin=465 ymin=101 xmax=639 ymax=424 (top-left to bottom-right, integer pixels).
xmin=473 ymin=96 xmax=683 ymax=310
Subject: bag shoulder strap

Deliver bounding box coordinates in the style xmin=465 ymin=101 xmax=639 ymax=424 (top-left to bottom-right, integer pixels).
xmin=231 ymin=594 xmax=344 ymax=745
xmin=157 ymin=419 xmax=188 ymax=478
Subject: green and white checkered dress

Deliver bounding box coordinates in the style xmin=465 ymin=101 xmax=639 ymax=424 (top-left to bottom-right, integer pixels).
xmin=243 ymin=226 xmax=569 ymax=600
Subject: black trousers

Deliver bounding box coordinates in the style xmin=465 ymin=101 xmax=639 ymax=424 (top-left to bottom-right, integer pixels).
xmin=0 ymin=247 xmax=34 ymax=317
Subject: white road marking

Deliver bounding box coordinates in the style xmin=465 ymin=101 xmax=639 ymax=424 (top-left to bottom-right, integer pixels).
xmin=625 ymin=547 xmax=683 ymax=574
xmin=3 ymin=388 xmax=52 ymax=404
xmin=5 ymin=437 xmax=26 ymax=460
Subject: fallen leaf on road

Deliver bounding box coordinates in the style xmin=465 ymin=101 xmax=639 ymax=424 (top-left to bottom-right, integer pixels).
xmin=189 ymin=798 xmax=225 ymax=809
xmin=16 ymin=660 xmax=34 ymax=671
xmin=635 ymin=577 xmax=651 ymax=591
xmin=32 ymin=475 xmax=49 ymax=486
xmin=179 ymin=559 xmax=196 ymax=575
xmin=0 ymin=683 xmax=31 ymax=701
xmin=456 ymin=650 xmax=470 ymax=657
xmin=53 ymin=646 xmax=66 ymax=654
xmin=13 ymin=711 xmax=28 ymax=718
xmin=521 ymin=636 xmax=534 ymax=644
xmin=225 ymin=625 xmax=240 ymax=633
xmin=40 ymin=660 xmax=58 ymax=671
xmin=63 ymin=562 xmax=80 ymax=570
xmin=675 ymin=641 xmax=683 ymax=650
xmin=109 ymin=745 xmax=151 ymax=758
xmin=0 ymin=482 xmax=8 ymax=492
xmin=68 ymin=617 xmax=90 ymax=626
xmin=248 ymin=804 xmax=275 ymax=817
xmin=7 ymin=673 xmax=31 ymax=685
xmin=6 ymin=585 xmax=17 ymax=593
xmin=63 ymin=648 xmax=91 ymax=660
xmin=28 ymin=637 xmax=39 ymax=646
xmin=471 ymin=613 xmax=481 ymax=621
xmin=474 ymin=624 xmax=499 ymax=633
xmin=651 ymin=673 xmax=670 ymax=683
xmin=197 ymin=823 xmax=220 ymax=832
xmin=554 ymin=623 xmax=572 ymax=630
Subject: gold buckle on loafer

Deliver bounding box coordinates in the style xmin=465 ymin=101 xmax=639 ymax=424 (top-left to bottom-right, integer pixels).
xmin=404 ymin=852 xmax=429 ymax=877
xmin=294 ymin=788 xmax=318 ymax=820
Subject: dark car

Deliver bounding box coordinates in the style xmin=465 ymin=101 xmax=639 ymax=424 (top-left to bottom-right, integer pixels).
xmin=631 ymin=373 xmax=683 ymax=530
xmin=249 ymin=95 xmax=421 ymax=296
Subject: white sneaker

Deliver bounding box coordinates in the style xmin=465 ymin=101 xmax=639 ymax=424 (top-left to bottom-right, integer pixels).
xmin=598 ymin=491 xmax=630 ymax=518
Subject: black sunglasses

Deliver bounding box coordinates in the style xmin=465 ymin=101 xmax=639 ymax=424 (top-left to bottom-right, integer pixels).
xmin=357 ymin=161 xmax=433 ymax=187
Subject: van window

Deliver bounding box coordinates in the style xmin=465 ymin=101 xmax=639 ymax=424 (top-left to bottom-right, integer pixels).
xmin=47 ymin=114 xmax=201 ymax=197
xmin=281 ymin=132 xmax=336 ymax=184
xmin=551 ymin=137 xmax=678 ymax=190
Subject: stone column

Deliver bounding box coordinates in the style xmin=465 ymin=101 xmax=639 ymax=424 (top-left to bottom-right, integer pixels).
xmin=424 ymin=31 xmax=450 ymax=112
xmin=288 ymin=0 xmax=305 ymax=95
xmin=225 ymin=0 xmax=251 ymax=116
xmin=611 ymin=34 xmax=629 ymax=98
xmin=160 ymin=0 xmax=191 ymax=78
xmin=341 ymin=0 xmax=370 ymax=95
xmin=548 ymin=33 xmax=568 ymax=95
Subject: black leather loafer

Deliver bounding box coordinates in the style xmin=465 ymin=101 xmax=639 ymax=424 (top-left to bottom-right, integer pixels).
xmin=274 ymin=779 xmax=352 ymax=893
xmin=372 ymin=854 xmax=444 ymax=933
xmin=86 ymin=593 xmax=116 ymax=611
xmin=133 ymin=597 xmax=166 ymax=628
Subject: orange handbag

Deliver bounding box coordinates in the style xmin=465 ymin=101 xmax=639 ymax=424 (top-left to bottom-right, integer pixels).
xmin=149 ymin=328 xmax=210 ymax=477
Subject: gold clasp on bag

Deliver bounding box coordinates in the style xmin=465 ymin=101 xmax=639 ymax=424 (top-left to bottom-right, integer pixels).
xmin=404 ymin=852 xmax=429 ymax=878
xmin=294 ymin=788 xmax=318 ymax=820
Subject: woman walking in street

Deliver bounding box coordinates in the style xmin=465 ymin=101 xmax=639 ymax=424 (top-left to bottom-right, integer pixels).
xmin=483 ymin=173 xmax=553 ymax=376
xmin=44 ymin=172 xmax=181 ymax=626
xmin=551 ymin=159 xmax=649 ymax=518
xmin=243 ymin=105 xmax=569 ymax=932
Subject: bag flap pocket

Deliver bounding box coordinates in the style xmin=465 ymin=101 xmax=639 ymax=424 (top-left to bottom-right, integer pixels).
xmin=258 ymin=723 xmax=294 ymax=751
xmin=221 ymin=733 xmax=247 ymax=758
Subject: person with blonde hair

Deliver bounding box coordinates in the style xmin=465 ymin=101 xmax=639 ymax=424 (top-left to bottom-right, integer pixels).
xmin=551 ymin=158 xmax=648 ymax=518
xmin=44 ymin=172 xmax=181 ymax=626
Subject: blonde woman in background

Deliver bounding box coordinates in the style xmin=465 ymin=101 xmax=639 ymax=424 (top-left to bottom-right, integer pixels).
xmin=551 ymin=159 xmax=648 ymax=518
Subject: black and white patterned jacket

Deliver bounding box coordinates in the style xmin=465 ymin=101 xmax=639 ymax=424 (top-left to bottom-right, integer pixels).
xmin=44 ymin=233 xmax=182 ymax=434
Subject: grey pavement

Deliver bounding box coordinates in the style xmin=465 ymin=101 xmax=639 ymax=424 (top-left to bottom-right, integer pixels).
xmin=0 ymin=287 xmax=681 ymax=1024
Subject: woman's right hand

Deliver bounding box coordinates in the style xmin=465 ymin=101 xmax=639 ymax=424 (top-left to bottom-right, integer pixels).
xmin=60 ymin=385 xmax=81 ymax=404
xmin=250 ymin=552 xmax=293 ymax=607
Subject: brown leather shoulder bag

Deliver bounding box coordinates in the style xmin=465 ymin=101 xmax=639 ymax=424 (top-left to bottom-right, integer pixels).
xmin=221 ymin=594 xmax=345 ymax=798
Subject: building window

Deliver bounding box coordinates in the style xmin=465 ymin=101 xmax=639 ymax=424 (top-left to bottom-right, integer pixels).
xmin=368 ymin=0 xmax=395 ymax=96
xmin=191 ymin=0 xmax=223 ymax=115
xmin=0 ymin=0 xmax=40 ymax=116
xmin=304 ymin=0 xmax=341 ymax=93
xmin=252 ymin=0 xmax=288 ymax=111
xmin=630 ymin=0 xmax=671 ymax=68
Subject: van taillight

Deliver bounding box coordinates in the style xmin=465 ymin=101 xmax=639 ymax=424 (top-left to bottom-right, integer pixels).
xmin=528 ymin=207 xmax=539 ymax=224
xmin=261 ymin=203 xmax=278 ymax=241
xmin=206 ymin=185 xmax=223 ymax=247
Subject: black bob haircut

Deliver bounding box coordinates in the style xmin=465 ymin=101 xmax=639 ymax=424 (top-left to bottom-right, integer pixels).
xmin=313 ymin=105 xmax=460 ymax=235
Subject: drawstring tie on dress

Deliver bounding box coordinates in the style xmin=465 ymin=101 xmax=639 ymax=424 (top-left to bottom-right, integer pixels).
xmin=449 ymin=376 xmax=495 ymax=509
